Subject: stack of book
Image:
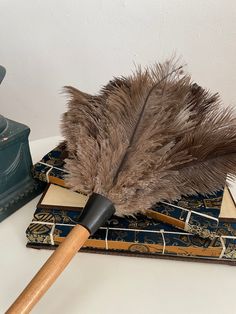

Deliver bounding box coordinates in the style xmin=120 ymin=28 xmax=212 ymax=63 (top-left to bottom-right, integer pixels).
xmin=26 ymin=143 xmax=236 ymax=265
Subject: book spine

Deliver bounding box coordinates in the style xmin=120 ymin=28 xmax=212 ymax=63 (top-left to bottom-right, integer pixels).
xmin=32 ymin=162 xmax=67 ymax=187
xmin=148 ymin=198 xmax=222 ymax=239
xmin=26 ymin=219 xmax=231 ymax=260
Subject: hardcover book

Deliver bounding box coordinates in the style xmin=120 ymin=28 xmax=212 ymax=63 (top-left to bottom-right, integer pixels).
xmin=32 ymin=145 xmax=226 ymax=239
xmin=148 ymin=188 xmax=227 ymax=239
xmin=26 ymin=184 xmax=236 ymax=265
xmin=148 ymin=185 xmax=236 ymax=239
xmin=32 ymin=142 xmax=68 ymax=187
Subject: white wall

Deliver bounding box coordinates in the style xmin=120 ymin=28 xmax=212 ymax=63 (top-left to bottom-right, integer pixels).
xmin=0 ymin=0 xmax=235 ymax=140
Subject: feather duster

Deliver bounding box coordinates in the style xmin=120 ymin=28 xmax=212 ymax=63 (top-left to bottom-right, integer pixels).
xmin=8 ymin=60 xmax=236 ymax=313
xmin=62 ymin=60 xmax=236 ymax=216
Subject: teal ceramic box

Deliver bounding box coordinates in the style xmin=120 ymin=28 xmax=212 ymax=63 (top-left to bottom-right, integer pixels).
xmin=0 ymin=115 xmax=45 ymax=221
xmin=0 ymin=66 xmax=45 ymax=221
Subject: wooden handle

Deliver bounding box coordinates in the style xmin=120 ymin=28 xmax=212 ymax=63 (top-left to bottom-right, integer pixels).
xmin=6 ymin=224 xmax=90 ymax=314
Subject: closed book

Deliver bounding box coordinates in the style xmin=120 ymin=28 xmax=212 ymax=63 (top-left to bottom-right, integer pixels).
xmin=148 ymin=186 xmax=236 ymax=240
xmin=32 ymin=145 xmax=227 ymax=239
xmin=26 ymin=184 xmax=236 ymax=265
xmin=32 ymin=142 xmax=68 ymax=187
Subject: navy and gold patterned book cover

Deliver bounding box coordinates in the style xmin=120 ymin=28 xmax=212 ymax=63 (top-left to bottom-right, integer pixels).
xmin=147 ymin=190 xmax=224 ymax=239
xmin=25 ymin=204 xmax=236 ymax=264
xmin=148 ymin=186 xmax=236 ymax=240
xmin=32 ymin=145 xmax=226 ymax=239
xmin=32 ymin=142 xmax=68 ymax=187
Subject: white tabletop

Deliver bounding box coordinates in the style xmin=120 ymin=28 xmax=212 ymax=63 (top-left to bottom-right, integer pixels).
xmin=1 ymin=136 xmax=236 ymax=314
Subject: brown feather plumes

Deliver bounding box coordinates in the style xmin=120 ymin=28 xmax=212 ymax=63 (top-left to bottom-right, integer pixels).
xmin=61 ymin=60 xmax=236 ymax=216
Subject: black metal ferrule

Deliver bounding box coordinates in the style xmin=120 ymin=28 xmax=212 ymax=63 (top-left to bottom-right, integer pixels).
xmin=78 ymin=193 xmax=116 ymax=235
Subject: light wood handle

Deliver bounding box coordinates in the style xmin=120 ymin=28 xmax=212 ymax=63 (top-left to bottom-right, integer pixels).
xmin=6 ymin=224 xmax=90 ymax=314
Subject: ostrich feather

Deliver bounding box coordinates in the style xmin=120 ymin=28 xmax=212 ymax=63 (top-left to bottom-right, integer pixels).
xmin=61 ymin=60 xmax=236 ymax=216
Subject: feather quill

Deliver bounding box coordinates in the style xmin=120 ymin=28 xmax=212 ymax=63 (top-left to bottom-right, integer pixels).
xmin=62 ymin=60 xmax=236 ymax=215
